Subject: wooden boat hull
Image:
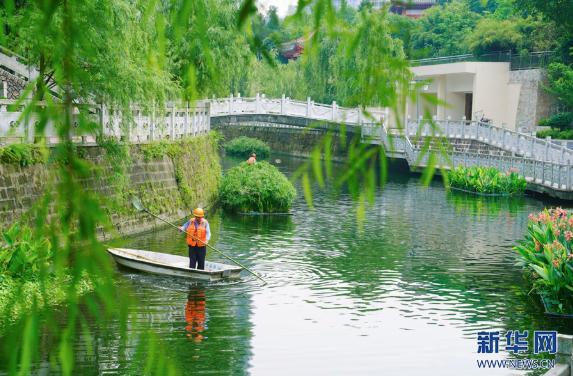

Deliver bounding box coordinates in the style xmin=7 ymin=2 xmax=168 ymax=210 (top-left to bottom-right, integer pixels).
xmin=107 ymin=248 xmax=242 ymax=282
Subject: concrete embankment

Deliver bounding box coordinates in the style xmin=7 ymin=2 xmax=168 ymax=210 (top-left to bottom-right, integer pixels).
xmin=0 ymin=133 xmax=221 ymax=238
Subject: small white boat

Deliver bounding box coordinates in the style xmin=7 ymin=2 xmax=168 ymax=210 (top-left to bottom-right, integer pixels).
xmin=107 ymin=248 xmax=242 ymax=281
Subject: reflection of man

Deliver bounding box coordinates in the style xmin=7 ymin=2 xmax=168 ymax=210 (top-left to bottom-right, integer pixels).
xmin=185 ymin=288 xmax=206 ymax=343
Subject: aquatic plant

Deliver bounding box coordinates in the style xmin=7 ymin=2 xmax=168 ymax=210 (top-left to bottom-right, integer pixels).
xmin=224 ymin=136 xmax=270 ymax=159
xmin=515 ymin=208 xmax=573 ymax=314
xmin=447 ymin=166 xmax=527 ymax=195
xmin=218 ymin=161 xmax=296 ymax=213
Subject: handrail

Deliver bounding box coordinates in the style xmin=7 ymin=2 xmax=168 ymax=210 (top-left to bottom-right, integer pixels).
xmin=410 ymin=50 xmax=556 ymax=70
xmin=1 ymin=95 xmax=573 ymax=193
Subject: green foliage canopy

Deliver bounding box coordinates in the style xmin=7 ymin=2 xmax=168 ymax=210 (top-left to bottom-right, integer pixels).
xmin=411 ymin=1 xmax=479 ymax=57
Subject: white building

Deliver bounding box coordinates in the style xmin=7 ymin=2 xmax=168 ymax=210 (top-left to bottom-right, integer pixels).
xmin=404 ymin=62 xmax=553 ymax=132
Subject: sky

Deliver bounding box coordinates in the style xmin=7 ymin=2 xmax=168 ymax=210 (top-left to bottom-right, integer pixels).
xmin=257 ymin=0 xmax=298 ymax=17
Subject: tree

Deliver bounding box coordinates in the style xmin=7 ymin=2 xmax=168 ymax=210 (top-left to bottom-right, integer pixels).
xmin=466 ymin=18 xmax=524 ymax=55
xmin=515 ymin=0 xmax=573 ymax=30
xmin=515 ymin=0 xmax=573 ymax=62
xmin=168 ymin=0 xmax=254 ymax=98
xmin=546 ymin=63 xmax=573 ymax=110
xmin=387 ymin=13 xmax=417 ymax=58
xmin=467 ymin=0 xmax=499 ymax=13
xmin=411 ymin=1 xmax=480 ymax=58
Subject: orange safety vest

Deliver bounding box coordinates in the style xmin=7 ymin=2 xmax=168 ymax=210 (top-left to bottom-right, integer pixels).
xmin=186 ymin=218 xmax=208 ymax=247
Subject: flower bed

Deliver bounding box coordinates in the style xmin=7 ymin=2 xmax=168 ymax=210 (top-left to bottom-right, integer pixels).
xmin=218 ymin=161 xmax=296 ymax=213
xmin=515 ymin=208 xmax=573 ymax=314
xmin=447 ymin=166 xmax=526 ymax=195
xmin=224 ymin=136 xmax=270 ymax=159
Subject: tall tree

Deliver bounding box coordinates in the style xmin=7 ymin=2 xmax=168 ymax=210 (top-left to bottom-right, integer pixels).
xmin=411 ymin=1 xmax=480 ymax=58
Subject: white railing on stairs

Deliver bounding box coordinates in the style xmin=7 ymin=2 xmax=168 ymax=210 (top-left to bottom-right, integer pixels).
xmin=407 ymin=119 xmax=573 ymax=165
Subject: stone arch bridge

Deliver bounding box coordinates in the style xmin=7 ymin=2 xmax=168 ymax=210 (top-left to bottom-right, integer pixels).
xmin=0 ymin=95 xmax=572 ymax=199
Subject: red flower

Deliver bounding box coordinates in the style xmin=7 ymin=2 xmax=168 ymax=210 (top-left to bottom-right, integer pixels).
xmin=553 ymin=259 xmax=561 ymax=268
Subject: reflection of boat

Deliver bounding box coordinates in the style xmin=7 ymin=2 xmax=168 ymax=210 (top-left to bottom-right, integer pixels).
xmin=107 ymin=248 xmax=242 ymax=281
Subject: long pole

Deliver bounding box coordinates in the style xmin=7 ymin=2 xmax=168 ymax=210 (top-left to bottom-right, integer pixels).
xmin=140 ymin=206 xmax=267 ymax=285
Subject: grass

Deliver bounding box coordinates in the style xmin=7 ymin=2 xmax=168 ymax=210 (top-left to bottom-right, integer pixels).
xmin=224 ymin=136 xmax=270 ymax=159
xmin=447 ymin=166 xmax=527 ymax=195
xmin=218 ymin=161 xmax=296 ymax=213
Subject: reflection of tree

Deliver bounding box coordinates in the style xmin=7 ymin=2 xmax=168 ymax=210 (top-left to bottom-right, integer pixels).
xmin=296 ymin=177 xmax=556 ymax=336
xmin=446 ymin=190 xmax=527 ymax=217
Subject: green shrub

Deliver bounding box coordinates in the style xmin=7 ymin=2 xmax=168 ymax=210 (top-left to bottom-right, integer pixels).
xmin=539 ymin=112 xmax=573 ymax=130
xmin=515 ymin=208 xmax=573 ymax=314
xmin=0 ymin=224 xmax=52 ymax=280
xmin=447 ymin=166 xmax=526 ymax=195
xmin=0 ymin=143 xmax=49 ymax=166
xmin=536 ymin=128 xmax=573 ymax=140
xmin=218 ymin=161 xmax=296 ymax=213
xmin=224 ymin=136 xmax=270 ymax=159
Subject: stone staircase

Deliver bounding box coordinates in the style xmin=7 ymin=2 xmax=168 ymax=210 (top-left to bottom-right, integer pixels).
xmin=411 ymin=137 xmax=513 ymax=157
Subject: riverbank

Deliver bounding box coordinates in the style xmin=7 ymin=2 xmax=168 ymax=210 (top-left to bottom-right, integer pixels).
xmin=0 ymin=133 xmax=223 ymax=332
xmin=0 ymin=132 xmax=222 ymax=239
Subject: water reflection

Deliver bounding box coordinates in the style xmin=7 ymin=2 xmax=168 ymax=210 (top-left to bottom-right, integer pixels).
xmin=5 ymin=155 xmax=573 ymax=375
xmin=185 ymin=287 xmax=207 ymax=343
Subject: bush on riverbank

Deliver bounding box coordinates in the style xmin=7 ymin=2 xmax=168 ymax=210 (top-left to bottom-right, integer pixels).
xmin=515 ymin=208 xmax=573 ymax=314
xmin=224 ymin=136 xmax=270 ymax=159
xmin=218 ymin=161 xmax=296 ymax=213
xmin=0 ymin=143 xmax=48 ymax=166
xmin=447 ymin=166 xmax=526 ymax=195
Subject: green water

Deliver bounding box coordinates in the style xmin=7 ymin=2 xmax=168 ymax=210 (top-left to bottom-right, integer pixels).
xmin=4 ymin=155 xmax=573 ymax=375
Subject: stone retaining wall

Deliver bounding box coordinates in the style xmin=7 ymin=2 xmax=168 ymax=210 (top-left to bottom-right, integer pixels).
xmin=510 ymin=69 xmax=557 ymax=132
xmin=0 ymin=134 xmax=221 ymax=238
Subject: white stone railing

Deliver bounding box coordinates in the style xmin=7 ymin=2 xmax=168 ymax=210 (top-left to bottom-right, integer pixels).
xmin=0 ymin=99 xmax=210 ymax=145
xmin=2 ymin=94 xmax=573 ymax=192
xmin=363 ymin=121 xmax=573 ymax=191
xmin=407 ymin=119 xmax=573 ymax=165
xmin=209 ymin=93 xmax=387 ymax=125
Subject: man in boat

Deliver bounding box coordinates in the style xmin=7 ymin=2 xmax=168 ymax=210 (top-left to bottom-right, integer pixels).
xmin=181 ymin=208 xmax=211 ymax=270
xmin=247 ymin=153 xmax=256 ymax=164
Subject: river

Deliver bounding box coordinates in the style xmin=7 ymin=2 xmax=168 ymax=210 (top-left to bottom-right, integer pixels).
xmin=4 ymin=154 xmax=573 ymax=375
